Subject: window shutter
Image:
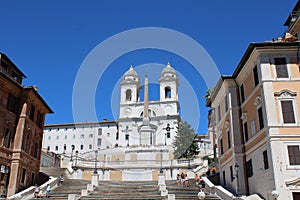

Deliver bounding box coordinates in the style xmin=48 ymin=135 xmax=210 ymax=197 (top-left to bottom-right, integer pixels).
xmin=281 ymin=101 xmax=295 ymax=123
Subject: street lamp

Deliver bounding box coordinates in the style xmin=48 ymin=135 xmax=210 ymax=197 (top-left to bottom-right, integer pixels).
xmin=70 ymin=145 xmax=75 ymax=162
xmin=94 ymin=150 xmax=98 ymax=174
xmin=234 ymin=163 xmax=239 ymax=196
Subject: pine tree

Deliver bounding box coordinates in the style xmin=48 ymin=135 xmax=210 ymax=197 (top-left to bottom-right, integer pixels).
xmin=172 ymin=121 xmax=199 ymax=159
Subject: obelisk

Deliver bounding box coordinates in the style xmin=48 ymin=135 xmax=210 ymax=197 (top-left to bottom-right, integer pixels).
xmin=140 ymin=74 xmax=154 ymax=145
xmin=143 ymin=74 xmax=149 ymax=120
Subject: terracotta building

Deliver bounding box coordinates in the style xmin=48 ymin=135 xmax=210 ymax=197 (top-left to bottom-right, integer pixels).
xmin=0 ymin=52 xmax=53 ymax=197
xmin=208 ymin=2 xmax=300 ymax=200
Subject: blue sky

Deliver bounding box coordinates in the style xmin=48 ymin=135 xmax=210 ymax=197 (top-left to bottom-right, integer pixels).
xmin=0 ymin=0 xmax=296 ymax=134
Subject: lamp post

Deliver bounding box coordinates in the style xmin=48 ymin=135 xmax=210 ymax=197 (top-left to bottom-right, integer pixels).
xmin=234 ymin=163 xmax=239 ymax=196
xmin=70 ymin=145 xmax=75 ymax=162
xmin=160 ymin=149 xmax=163 ymax=174
xmin=94 ymin=150 xmax=98 ymax=174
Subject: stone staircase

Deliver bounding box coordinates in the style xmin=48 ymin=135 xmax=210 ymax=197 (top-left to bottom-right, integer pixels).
xmin=32 ymin=168 xmax=220 ymax=200
xmin=40 ymin=167 xmax=69 ymax=179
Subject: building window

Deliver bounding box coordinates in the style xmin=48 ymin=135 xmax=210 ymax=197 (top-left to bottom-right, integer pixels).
xmin=97 ymin=138 xmax=102 ymax=146
xmin=240 ymin=84 xmax=245 ymax=103
xmin=21 ymin=168 xmax=26 ymax=183
xmin=80 ymin=145 xmax=83 ymax=150
xmin=6 ymin=93 xmax=20 ymax=114
xmin=30 ymin=104 xmax=35 ymax=121
xmin=227 ymin=130 xmax=231 ymax=149
xmin=246 ymin=159 xmax=253 ymax=177
xmin=275 ymin=57 xmax=288 ymax=78
xmin=56 ymin=136 xmax=59 ymax=140
xmin=243 ymin=121 xmax=249 ymax=142
xmin=25 ymin=135 xmax=30 ymax=153
xmin=80 ymin=134 xmax=84 ymax=139
xmin=217 ymin=105 xmax=221 ymax=122
xmin=230 ymin=166 xmax=234 ymax=182
xmin=48 ymin=136 xmax=51 ymax=140
xmin=89 ymin=134 xmax=93 ymax=138
xmin=225 ymin=95 xmax=228 ymax=112
xmin=253 ymin=65 xmax=259 ymax=87
xmin=220 ymin=139 xmax=224 ymax=155
xmin=288 ymin=145 xmax=300 ymax=165
xmin=73 ymin=135 xmax=75 ymax=139
xmin=55 ymin=146 xmax=58 ymax=151
xmin=107 ymin=132 xmax=110 ymax=137
xmin=98 ymin=128 xmax=102 ymax=135
xmin=89 ymin=144 xmax=92 ymax=149
xmin=34 ymin=143 xmax=38 ymax=158
xmin=223 ymin=171 xmax=226 ymax=186
xmin=258 ymin=107 xmax=264 ymax=130
xmin=47 ymin=146 xmax=50 ymax=151
xmin=31 ymin=173 xmax=35 ymax=186
xmin=36 ymin=111 xmax=43 ymax=128
xmin=3 ymin=128 xmax=11 ymax=148
xmin=63 ymin=144 xmax=66 ymax=151
xmin=281 ymin=101 xmax=296 ymax=123
xmin=263 ymin=150 xmax=269 ymax=170
xmin=65 ymin=135 xmax=67 ymax=139
xmin=165 ymin=87 xmax=171 ymax=98
xmin=125 ymin=89 xmax=132 ymax=101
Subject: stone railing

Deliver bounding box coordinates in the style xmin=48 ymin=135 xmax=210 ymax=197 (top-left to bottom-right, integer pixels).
xmin=8 ymin=177 xmax=57 ymax=200
xmin=202 ymin=177 xmax=263 ymax=200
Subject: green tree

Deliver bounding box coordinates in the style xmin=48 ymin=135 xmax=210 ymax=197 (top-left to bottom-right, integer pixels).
xmin=173 ymin=121 xmax=199 ymax=159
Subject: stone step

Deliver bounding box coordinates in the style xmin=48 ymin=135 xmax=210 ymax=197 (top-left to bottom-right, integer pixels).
xmin=34 ymin=178 xmax=220 ymax=200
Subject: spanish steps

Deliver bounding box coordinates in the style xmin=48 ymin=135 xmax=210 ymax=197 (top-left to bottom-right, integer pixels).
xmin=29 ymin=167 xmax=221 ymax=200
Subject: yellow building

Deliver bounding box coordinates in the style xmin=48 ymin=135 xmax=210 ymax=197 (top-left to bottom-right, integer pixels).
xmin=209 ymin=2 xmax=300 ymax=199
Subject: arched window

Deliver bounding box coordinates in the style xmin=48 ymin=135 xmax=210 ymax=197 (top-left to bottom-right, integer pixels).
xmin=165 ymin=87 xmax=171 ymax=98
xmin=126 ymin=89 xmax=132 ymax=101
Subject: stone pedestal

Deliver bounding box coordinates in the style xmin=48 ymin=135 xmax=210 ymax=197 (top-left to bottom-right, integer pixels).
xmin=91 ymin=174 xmax=99 ymax=186
xmin=68 ymin=194 xmax=77 ymax=200
xmin=159 ymin=184 xmax=166 ymax=191
xmin=168 ymin=194 xmax=176 ymax=200
xmin=158 ymin=175 xmax=165 ymax=185
xmin=161 ymin=190 xmax=168 ymax=196
xmin=87 ymin=184 xmax=94 ymax=192
xmin=81 ymin=189 xmax=88 ymax=196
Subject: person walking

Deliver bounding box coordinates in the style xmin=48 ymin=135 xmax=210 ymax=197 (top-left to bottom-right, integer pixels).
xmin=46 ymin=184 xmax=51 ymax=198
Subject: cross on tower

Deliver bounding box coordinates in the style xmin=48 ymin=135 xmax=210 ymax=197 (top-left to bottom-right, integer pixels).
xmin=121 ymin=126 xmax=132 ymax=146
xmin=163 ymin=124 xmax=174 ymax=145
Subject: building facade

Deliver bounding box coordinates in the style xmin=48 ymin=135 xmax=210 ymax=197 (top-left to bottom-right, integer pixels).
xmin=208 ymin=3 xmax=300 ymax=199
xmin=0 ymin=53 xmax=52 ymax=197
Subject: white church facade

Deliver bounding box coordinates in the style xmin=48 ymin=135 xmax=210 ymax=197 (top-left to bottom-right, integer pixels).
xmin=42 ymin=63 xmax=205 ymax=181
